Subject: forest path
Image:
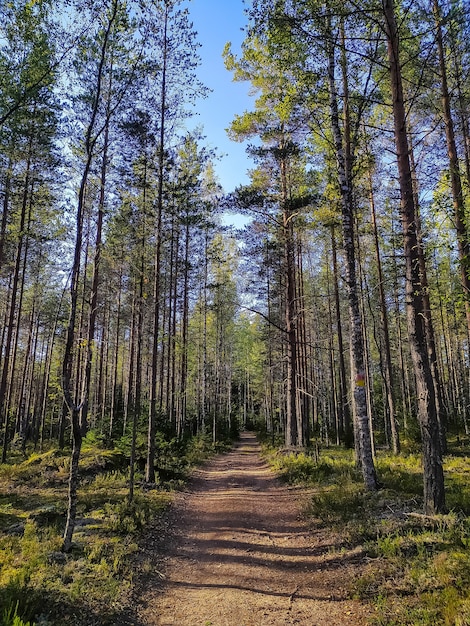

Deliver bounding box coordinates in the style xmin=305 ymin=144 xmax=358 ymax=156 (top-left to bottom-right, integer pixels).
xmin=136 ymin=432 xmax=371 ymax=626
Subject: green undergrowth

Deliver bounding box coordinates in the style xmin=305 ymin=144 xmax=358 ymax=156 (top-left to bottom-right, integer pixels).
xmin=0 ymin=430 xmax=222 ymax=625
xmin=263 ymin=439 xmax=470 ymax=625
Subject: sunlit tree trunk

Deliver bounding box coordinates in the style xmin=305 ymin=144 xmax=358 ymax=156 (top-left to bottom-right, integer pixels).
xmin=62 ymin=1 xmax=119 ymax=552
xmin=383 ymin=0 xmax=445 ymax=514
xmin=1 ymin=134 xmax=33 ymax=462
xmin=433 ymin=0 xmax=470 ymax=333
xmin=109 ymin=270 xmax=122 ymax=439
xmin=281 ymin=153 xmax=300 ymax=448
xmin=326 ymin=11 xmax=378 ymax=489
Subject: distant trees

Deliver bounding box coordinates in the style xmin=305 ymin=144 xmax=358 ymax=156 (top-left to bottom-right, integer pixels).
xmin=224 ymin=35 xmax=314 ymax=448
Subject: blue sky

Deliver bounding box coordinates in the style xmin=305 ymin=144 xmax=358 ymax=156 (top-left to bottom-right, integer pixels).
xmin=184 ymin=0 xmax=255 ymax=193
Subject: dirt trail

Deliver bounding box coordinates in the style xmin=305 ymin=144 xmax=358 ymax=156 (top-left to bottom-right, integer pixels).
xmin=136 ymin=432 xmax=371 ymax=625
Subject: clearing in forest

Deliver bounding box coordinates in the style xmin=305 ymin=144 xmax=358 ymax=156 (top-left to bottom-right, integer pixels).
xmin=135 ymin=431 xmax=372 ymax=625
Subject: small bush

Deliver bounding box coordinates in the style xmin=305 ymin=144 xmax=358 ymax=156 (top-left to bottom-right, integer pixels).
xmin=183 ymin=434 xmax=217 ymax=466
xmin=103 ymin=493 xmax=169 ymax=535
xmin=308 ymin=477 xmax=368 ymax=524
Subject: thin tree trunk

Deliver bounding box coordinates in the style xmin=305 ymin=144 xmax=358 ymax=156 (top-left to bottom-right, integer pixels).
xmin=368 ymin=169 xmax=400 ymax=453
xmin=1 ymin=137 xmax=33 ymax=462
xmin=129 ymin=252 xmax=144 ymax=504
xmin=408 ymin=127 xmax=447 ymax=452
xmin=179 ymin=217 xmax=190 ymax=438
xmin=62 ymin=2 xmax=118 ymax=551
xmin=0 ymin=159 xmax=12 ymax=272
xmin=147 ymin=3 xmax=169 ymax=484
xmin=39 ymin=288 xmax=65 ymax=450
xmin=326 ymin=255 xmax=340 ymax=444
xmin=331 ymin=226 xmax=352 ymax=446
xmin=282 ymin=156 xmax=300 ymax=448
xmin=109 ymin=269 xmax=123 ymax=439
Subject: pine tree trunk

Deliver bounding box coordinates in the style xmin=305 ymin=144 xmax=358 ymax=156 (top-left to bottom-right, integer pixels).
xmin=326 ymin=11 xmax=377 ymax=489
xmin=129 ymin=255 xmax=144 ymax=504
xmin=63 ymin=409 xmax=82 ymax=551
xmin=282 ymin=157 xmax=300 ymax=448
xmin=368 ymin=170 xmax=400 ymax=453
xmin=331 ymin=227 xmax=352 ymax=446
xmin=62 ymin=2 xmax=118 ymax=551
xmin=433 ymin=0 xmax=470 ymax=332
xmin=109 ymin=270 xmax=122 ymax=439
xmin=1 ymin=139 xmax=32 ymax=462
xmin=147 ymin=3 xmax=169 ymax=483
xmin=179 ymin=218 xmax=190 ymax=438
xmin=383 ymin=0 xmax=445 ymax=514
xmin=0 ymin=160 xmax=11 ymax=272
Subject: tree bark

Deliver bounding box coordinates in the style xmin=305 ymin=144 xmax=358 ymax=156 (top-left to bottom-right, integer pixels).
xmin=1 ymin=135 xmax=33 ymax=462
xmin=382 ymin=0 xmax=445 ymax=514
xmin=433 ymin=0 xmax=470 ymax=333
xmin=281 ymin=153 xmax=300 ymax=448
xmin=331 ymin=226 xmax=352 ymax=446
xmin=368 ymin=169 xmax=400 ymax=453
xmin=326 ymin=10 xmax=378 ymax=489
xmin=62 ymin=1 xmax=118 ymax=551
xmin=147 ymin=2 xmax=169 ymax=483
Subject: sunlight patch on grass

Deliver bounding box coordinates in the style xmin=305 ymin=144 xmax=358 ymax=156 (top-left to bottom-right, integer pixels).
xmin=263 ymin=439 xmax=470 ymax=625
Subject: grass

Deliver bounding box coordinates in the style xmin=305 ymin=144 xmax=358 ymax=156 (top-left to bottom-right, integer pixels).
xmin=263 ymin=439 xmax=470 ymax=626
xmin=0 ymin=430 xmax=221 ymax=625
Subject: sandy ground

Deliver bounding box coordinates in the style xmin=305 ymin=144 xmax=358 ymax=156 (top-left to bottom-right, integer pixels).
xmin=135 ymin=432 xmax=372 ymax=626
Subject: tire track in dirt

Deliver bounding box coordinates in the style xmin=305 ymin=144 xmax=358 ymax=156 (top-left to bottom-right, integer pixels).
xmin=136 ymin=432 xmax=371 ymax=626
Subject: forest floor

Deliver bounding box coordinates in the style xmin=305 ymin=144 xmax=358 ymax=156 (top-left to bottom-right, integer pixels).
xmin=132 ymin=431 xmax=373 ymax=626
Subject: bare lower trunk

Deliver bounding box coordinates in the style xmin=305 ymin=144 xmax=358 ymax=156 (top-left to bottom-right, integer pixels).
xmin=282 ymin=157 xmax=300 ymax=448
xmin=62 ymin=409 xmax=82 ymax=552
xmin=147 ymin=3 xmax=169 ymax=483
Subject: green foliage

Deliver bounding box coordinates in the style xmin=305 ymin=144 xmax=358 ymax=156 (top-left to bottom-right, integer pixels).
xmin=308 ymin=477 xmax=370 ymax=525
xmin=375 ymin=453 xmax=424 ymax=497
xmin=103 ymin=494 xmax=169 ymax=535
xmin=82 ymin=430 xmax=108 ymax=450
xmin=0 ymin=521 xmax=61 ymax=625
xmin=183 ymin=433 xmax=218 ymax=466
xmin=266 ymin=446 xmax=358 ymax=486
xmin=1 ymin=602 xmax=34 ymax=626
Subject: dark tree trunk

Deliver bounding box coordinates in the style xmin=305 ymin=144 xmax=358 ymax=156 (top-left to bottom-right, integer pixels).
xmin=368 ymin=170 xmax=400 ymax=454
xmin=331 ymin=226 xmax=352 ymax=446
xmin=433 ymin=0 xmax=470 ymax=333
xmin=62 ymin=2 xmax=118 ymax=551
xmin=1 ymin=139 xmax=33 ymax=462
xmin=147 ymin=2 xmax=169 ymax=483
